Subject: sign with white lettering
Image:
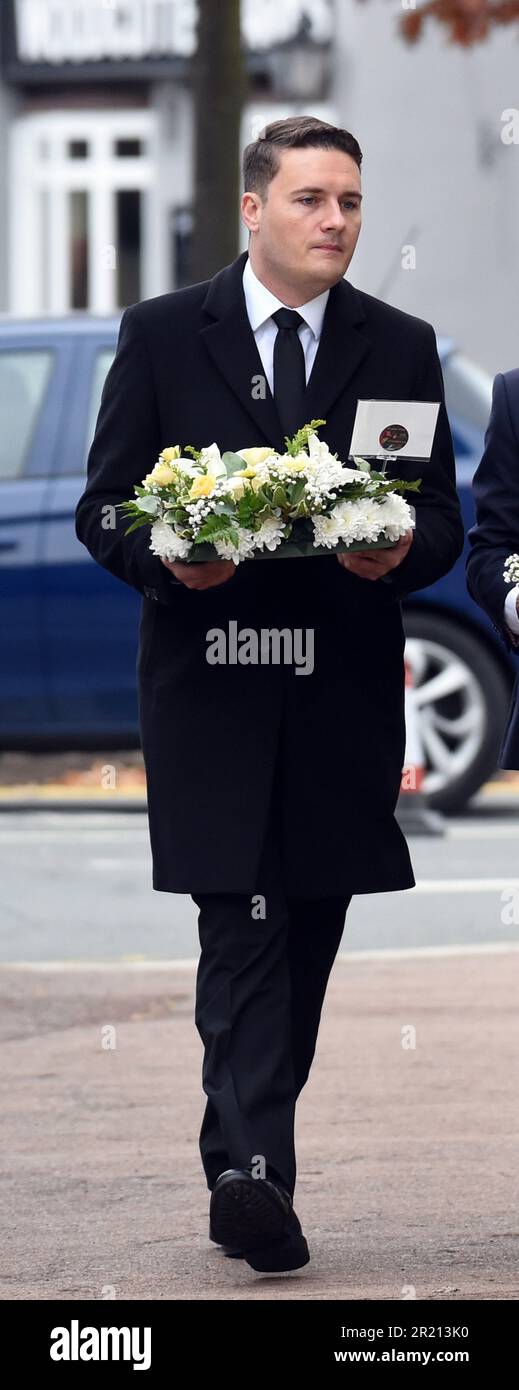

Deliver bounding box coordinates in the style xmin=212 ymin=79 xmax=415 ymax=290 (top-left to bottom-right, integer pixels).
xmin=11 ymin=0 xmax=332 ymax=65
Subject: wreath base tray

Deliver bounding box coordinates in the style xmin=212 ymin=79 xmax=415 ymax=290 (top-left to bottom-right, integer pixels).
xmin=184 ymin=534 xmax=399 ymax=563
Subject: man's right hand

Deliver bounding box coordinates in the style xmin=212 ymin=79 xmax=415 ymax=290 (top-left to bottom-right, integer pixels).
xmin=161 ymin=556 xmax=236 ymax=590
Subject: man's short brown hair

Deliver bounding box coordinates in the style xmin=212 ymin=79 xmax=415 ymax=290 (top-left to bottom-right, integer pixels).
xmin=242 ymin=115 xmax=363 ymax=203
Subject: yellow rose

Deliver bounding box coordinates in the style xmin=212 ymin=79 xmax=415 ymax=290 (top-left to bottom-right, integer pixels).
xmin=160 ymin=445 xmax=181 ymax=463
xmin=146 ymin=462 xmax=178 ymax=486
xmin=189 ymin=473 xmax=217 ymax=499
xmin=237 ymin=446 xmax=276 ymax=466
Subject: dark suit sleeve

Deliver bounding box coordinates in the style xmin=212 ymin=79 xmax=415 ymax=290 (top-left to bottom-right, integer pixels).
xmin=379 ymin=324 xmax=464 ymax=599
xmin=465 ymin=373 xmax=519 ymax=655
xmin=75 ymin=305 xmax=180 ymax=604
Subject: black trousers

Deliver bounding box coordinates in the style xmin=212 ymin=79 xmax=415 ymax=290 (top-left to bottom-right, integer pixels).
xmin=191 ymin=743 xmax=352 ymax=1200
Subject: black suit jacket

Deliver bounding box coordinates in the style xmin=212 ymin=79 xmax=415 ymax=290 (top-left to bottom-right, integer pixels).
xmin=466 ymin=369 xmax=519 ymax=768
xmin=75 ymin=249 xmax=464 ymax=894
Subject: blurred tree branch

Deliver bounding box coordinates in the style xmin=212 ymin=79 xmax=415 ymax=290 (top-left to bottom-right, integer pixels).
xmin=358 ymin=0 xmax=519 ymax=45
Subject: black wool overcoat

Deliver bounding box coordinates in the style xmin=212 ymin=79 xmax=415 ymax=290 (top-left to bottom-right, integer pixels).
xmin=75 ymin=250 xmax=464 ymax=895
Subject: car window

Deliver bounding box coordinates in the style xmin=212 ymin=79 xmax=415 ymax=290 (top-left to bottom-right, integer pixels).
xmin=0 ymin=350 xmax=54 ymax=480
xmin=442 ymin=351 xmax=493 ymax=434
xmin=85 ymin=348 xmax=116 ymax=463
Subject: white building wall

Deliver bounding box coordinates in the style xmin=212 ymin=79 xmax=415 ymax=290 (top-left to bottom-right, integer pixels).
xmin=0 ymin=67 xmax=19 ymax=312
xmin=149 ymin=81 xmax=193 ymax=296
xmin=331 ymin=0 xmax=519 ymax=375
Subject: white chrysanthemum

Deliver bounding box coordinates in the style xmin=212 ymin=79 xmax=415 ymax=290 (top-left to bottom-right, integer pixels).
xmin=311 ymin=513 xmax=343 ymax=547
xmin=254 ymin=516 xmax=286 ymax=551
xmin=213 ymin=527 xmax=257 ymax=562
xmin=352 ymin=498 xmax=386 ymax=542
xmin=149 ymin=520 xmax=192 ymax=560
xmin=376 ymin=493 xmax=414 ymax=539
xmin=332 ymin=499 xmax=366 ymax=543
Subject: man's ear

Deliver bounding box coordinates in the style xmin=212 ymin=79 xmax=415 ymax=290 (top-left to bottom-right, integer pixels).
xmin=239 ymin=190 xmax=260 ymax=233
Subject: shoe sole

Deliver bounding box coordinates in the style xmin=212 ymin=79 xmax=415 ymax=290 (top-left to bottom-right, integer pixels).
xmin=209 ymin=1172 xmax=291 ymax=1251
xmin=208 ymin=1231 xmax=245 ymax=1258
xmin=244 ymin=1232 xmax=310 ymax=1273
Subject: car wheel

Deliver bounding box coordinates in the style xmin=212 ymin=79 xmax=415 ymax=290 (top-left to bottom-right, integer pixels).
xmin=403 ymin=609 xmax=512 ymax=814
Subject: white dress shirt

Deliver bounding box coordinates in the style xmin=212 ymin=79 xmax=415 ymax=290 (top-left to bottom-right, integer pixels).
xmin=504 ymin=585 xmax=519 ymax=635
xmin=242 ymin=253 xmax=330 ymax=393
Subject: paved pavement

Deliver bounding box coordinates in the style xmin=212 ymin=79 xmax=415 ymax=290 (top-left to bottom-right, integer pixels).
xmin=1 ymin=947 xmax=517 ymax=1301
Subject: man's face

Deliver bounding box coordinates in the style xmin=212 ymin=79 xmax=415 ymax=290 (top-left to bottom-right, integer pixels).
xmin=242 ymin=146 xmax=362 ymax=295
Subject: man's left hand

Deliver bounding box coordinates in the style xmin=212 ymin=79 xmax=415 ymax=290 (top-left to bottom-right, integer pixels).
xmin=336 ymin=527 xmax=414 ymax=581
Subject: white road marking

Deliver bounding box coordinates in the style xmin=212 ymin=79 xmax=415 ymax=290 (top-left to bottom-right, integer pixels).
xmin=447 ymin=824 xmax=519 ymax=839
xmin=0 ymin=830 xmax=147 ymax=842
xmin=0 ymin=957 xmax=200 ymax=972
xmin=87 ymin=866 xmax=519 ymax=892
xmin=88 ymin=858 xmax=149 ymax=870
xmin=337 ymin=942 xmax=519 ymax=962
xmin=410 ymin=878 xmax=519 ymax=893
xmin=0 ymin=821 xmax=519 ymax=845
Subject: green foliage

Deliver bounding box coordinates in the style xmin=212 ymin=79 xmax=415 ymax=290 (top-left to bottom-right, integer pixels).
xmin=379 ymin=477 xmax=422 ymax=493
xmin=221 ymin=450 xmax=249 ymax=475
xmin=131 ymin=494 xmax=160 ymax=515
xmin=212 ymin=501 xmax=236 ymax=515
xmin=122 ymin=515 xmax=154 ymax=536
xmin=288 ymin=477 xmax=307 ymax=508
xmin=284 ymin=419 xmax=327 ymax=456
xmin=117 ymin=499 xmax=156 ymax=534
xmin=194 ymin=513 xmax=234 ymax=544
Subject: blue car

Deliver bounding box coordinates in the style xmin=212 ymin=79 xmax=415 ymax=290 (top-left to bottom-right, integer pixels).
xmin=0 ymin=316 xmax=513 ymax=812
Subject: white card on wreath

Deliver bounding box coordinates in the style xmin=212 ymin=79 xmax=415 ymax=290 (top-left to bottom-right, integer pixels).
xmin=349 ymin=399 xmax=440 ymax=460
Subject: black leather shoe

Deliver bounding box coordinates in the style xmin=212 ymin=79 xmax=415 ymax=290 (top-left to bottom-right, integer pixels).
xmin=209 ymin=1169 xmax=309 ymax=1271
xmin=243 ymin=1208 xmax=310 ymax=1273
xmin=208 ymin=1222 xmax=244 ymax=1258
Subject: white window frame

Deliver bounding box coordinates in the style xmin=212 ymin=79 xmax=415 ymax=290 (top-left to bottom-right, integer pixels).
xmin=8 ymin=108 xmax=161 ymax=314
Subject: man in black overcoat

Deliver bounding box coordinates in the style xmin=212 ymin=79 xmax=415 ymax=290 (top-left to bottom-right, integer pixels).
xmin=75 ymin=116 xmax=464 ymax=1272
xmin=466 ymin=369 xmax=519 ymax=765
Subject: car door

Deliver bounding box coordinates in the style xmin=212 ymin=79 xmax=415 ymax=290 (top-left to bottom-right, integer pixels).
xmin=0 ymin=331 xmax=68 ymax=740
xmin=42 ymin=325 xmax=141 ymax=740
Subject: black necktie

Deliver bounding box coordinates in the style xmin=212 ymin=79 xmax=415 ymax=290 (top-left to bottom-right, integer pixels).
xmin=272 ymin=307 xmax=307 ymax=440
